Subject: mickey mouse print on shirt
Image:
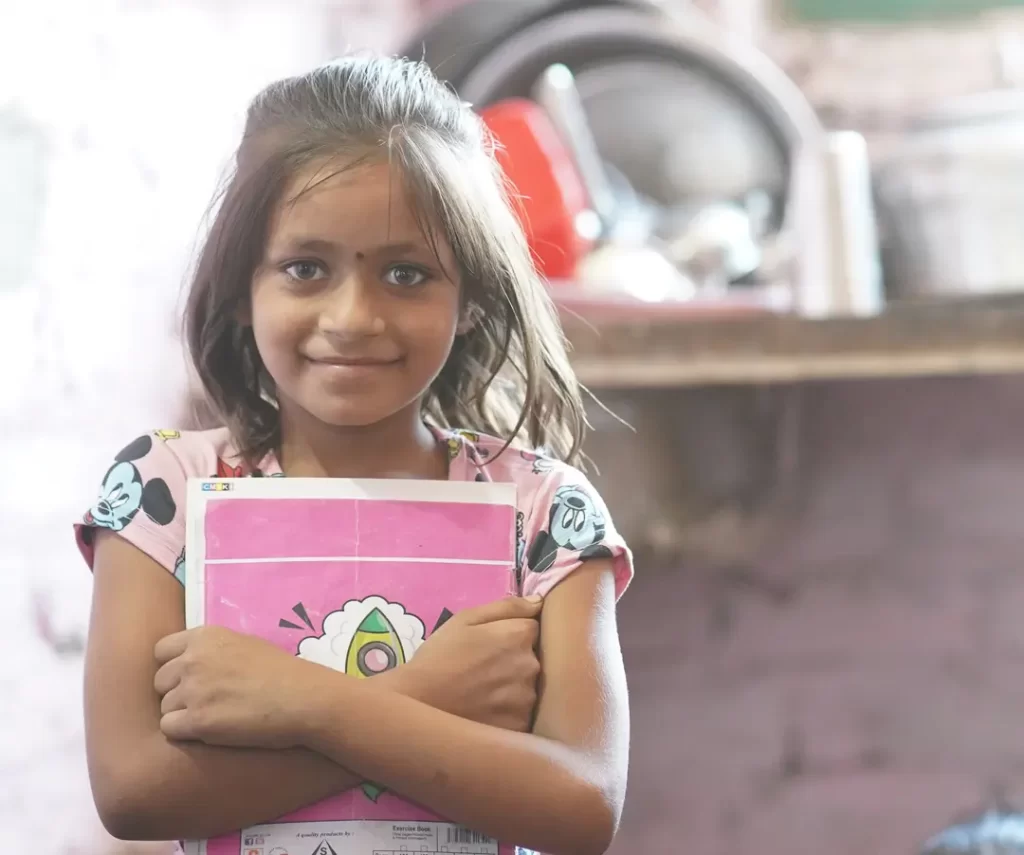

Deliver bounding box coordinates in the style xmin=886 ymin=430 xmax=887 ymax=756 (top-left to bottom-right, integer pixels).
xmin=83 ymin=435 xmax=177 ymax=533
xmin=527 ymin=483 xmax=614 ymax=574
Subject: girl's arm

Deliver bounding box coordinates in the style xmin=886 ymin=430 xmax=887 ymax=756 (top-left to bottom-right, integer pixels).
xmin=86 ymin=532 xmax=417 ymax=840
xmin=299 ymin=559 xmax=628 ymax=855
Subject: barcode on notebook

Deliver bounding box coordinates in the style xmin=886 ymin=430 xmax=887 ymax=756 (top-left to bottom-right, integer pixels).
xmin=446 ymin=827 xmax=494 ymax=845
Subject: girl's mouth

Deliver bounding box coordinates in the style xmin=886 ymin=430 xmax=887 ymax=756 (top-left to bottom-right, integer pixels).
xmin=306 ymin=354 xmax=402 ymax=367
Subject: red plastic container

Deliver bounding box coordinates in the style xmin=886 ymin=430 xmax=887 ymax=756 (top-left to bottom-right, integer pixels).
xmin=479 ymin=98 xmax=593 ymax=281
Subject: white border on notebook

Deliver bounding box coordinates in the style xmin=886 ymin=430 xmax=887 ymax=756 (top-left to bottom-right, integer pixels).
xmin=188 ymin=476 xmax=516 ymax=503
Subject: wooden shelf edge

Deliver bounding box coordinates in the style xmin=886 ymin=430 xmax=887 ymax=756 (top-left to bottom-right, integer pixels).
xmin=561 ymin=298 xmax=1024 ymax=387
xmin=569 ymin=349 xmax=1024 ymax=388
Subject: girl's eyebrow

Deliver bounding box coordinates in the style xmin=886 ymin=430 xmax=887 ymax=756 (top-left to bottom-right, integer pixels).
xmin=276 ymin=237 xmax=338 ymax=255
xmin=374 ymin=241 xmax=430 ymax=255
xmin=275 ymin=237 xmax=430 ymax=256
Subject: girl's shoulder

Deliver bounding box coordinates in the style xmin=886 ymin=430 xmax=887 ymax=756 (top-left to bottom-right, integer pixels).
xmin=450 ymin=429 xmax=634 ymax=600
xmin=446 ymin=428 xmax=571 ymax=482
xmin=141 ymin=426 xmax=268 ymax=479
xmin=90 ymin=426 xmax=253 ymax=494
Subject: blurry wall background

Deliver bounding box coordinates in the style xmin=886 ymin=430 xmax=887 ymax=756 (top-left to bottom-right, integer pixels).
xmin=4 ymin=2 xmax=1024 ymax=854
xmin=607 ymin=377 xmax=1024 ymax=853
xmin=0 ymin=2 xmax=417 ymax=850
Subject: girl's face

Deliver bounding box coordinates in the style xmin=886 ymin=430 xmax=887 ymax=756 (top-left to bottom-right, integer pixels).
xmin=249 ymin=158 xmax=462 ymax=432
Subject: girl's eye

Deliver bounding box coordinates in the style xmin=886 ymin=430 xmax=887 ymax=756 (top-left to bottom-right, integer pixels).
xmin=383 ymin=264 xmax=428 ymax=288
xmin=284 ymin=261 xmax=327 ymax=282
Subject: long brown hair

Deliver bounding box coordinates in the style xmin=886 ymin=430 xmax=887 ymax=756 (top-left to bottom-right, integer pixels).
xmin=185 ymin=54 xmax=588 ymax=466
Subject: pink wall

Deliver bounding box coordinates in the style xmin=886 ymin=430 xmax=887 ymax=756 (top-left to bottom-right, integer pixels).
xmin=609 ymin=375 xmax=1024 ymax=855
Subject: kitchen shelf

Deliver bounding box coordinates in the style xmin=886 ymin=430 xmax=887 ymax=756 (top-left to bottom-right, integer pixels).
xmin=559 ymin=295 xmax=1024 ymax=388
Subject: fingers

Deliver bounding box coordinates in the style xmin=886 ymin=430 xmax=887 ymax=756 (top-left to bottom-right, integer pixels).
xmin=153 ymin=658 xmax=182 ymax=696
xmin=505 ymin=617 xmax=540 ymax=649
xmin=154 ymin=630 xmax=190 ymax=665
xmin=160 ymin=686 xmax=186 ymax=715
xmin=460 ymin=595 xmax=543 ymax=626
xmin=159 ymin=708 xmax=193 ymax=741
xmin=495 ymin=676 xmax=540 ymax=733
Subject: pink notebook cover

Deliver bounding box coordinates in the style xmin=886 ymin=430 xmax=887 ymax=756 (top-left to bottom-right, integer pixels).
xmin=183 ymin=477 xmax=520 ymax=855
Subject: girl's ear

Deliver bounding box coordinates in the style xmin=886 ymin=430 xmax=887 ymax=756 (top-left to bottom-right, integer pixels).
xmin=235 ymin=300 xmax=252 ymax=327
xmin=456 ymin=303 xmax=482 ymax=335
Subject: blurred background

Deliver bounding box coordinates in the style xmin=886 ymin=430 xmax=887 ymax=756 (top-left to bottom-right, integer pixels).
xmin=5 ymin=0 xmax=1024 ymax=853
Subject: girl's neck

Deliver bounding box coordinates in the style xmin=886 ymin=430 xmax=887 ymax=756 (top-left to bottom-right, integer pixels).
xmin=275 ymin=403 xmax=448 ymax=480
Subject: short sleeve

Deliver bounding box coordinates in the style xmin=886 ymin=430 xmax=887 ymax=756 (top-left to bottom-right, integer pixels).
xmin=520 ymin=465 xmax=633 ymax=601
xmin=74 ymin=432 xmax=187 ymax=582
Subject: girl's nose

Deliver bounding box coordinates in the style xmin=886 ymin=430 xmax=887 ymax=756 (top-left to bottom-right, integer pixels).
xmin=320 ymin=273 xmax=384 ymax=340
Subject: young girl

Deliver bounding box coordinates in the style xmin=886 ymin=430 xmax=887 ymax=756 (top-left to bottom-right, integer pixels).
xmin=76 ymin=55 xmax=631 ymax=855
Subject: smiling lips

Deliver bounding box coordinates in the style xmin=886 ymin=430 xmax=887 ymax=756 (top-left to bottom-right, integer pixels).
xmin=305 ymin=355 xmax=402 ymax=386
xmin=307 ymin=354 xmax=402 ymax=367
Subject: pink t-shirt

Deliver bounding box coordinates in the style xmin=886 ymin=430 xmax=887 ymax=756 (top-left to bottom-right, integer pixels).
xmin=75 ymin=425 xmax=633 ymax=600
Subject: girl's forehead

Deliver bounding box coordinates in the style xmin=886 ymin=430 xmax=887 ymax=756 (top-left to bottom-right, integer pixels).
xmin=284 ymin=157 xmax=395 ymax=199
xmin=270 ymin=158 xmax=442 ymax=251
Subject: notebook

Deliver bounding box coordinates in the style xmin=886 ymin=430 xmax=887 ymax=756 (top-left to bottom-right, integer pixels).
xmin=183 ymin=476 xmax=519 ymax=855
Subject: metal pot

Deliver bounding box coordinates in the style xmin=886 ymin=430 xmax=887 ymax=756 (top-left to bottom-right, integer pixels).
xmin=877 ymin=92 xmax=1024 ymax=300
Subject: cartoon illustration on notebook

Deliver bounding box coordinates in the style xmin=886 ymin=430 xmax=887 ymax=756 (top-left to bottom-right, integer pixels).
xmin=283 ymin=595 xmax=444 ymax=802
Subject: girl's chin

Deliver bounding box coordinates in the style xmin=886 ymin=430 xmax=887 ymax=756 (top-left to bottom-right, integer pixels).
xmin=297 ymin=400 xmax=409 ymax=431
xmin=276 ymin=384 xmax=422 ymax=432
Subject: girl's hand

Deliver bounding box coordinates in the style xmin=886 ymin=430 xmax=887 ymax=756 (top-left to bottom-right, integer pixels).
xmin=403 ymin=596 xmax=543 ymax=732
xmin=154 ymin=626 xmax=317 ymax=749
